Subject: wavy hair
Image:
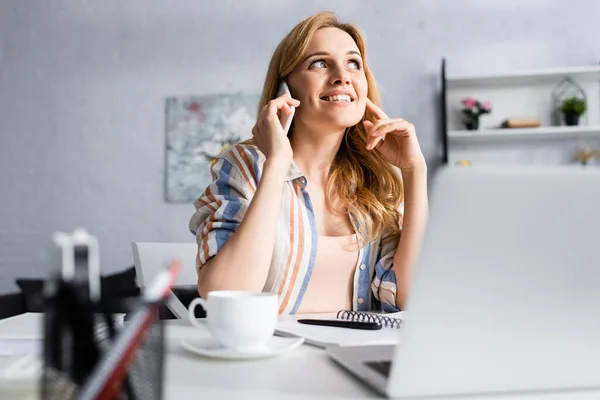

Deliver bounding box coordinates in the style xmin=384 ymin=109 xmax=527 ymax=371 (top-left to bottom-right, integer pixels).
xmin=256 ymin=11 xmax=403 ymax=245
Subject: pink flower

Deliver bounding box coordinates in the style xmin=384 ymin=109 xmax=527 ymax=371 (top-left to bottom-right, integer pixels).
xmin=482 ymin=101 xmax=492 ymax=111
xmin=461 ymin=97 xmax=476 ymax=110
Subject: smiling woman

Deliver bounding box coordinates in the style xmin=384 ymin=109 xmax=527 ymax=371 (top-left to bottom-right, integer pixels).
xmin=189 ymin=11 xmax=429 ymax=315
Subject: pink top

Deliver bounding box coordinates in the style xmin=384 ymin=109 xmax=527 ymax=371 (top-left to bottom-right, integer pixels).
xmin=296 ymin=234 xmax=360 ymax=314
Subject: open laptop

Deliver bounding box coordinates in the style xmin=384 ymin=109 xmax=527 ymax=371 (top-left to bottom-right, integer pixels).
xmin=327 ymin=165 xmax=600 ymax=398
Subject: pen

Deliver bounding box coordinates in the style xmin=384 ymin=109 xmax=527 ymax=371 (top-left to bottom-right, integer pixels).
xmin=297 ymin=318 xmax=382 ymax=330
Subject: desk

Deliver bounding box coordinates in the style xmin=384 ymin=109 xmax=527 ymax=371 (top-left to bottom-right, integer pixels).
xmin=1 ymin=314 xmax=600 ymax=400
xmin=165 ymin=319 xmax=377 ymax=399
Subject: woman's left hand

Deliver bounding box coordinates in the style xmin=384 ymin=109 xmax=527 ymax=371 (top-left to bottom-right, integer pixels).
xmin=363 ymin=98 xmax=426 ymax=172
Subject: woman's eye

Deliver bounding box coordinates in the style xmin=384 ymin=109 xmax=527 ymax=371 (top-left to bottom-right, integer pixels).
xmin=310 ymin=60 xmax=327 ymax=69
xmin=349 ymin=60 xmax=361 ymax=70
xmin=309 ymin=59 xmax=361 ymax=70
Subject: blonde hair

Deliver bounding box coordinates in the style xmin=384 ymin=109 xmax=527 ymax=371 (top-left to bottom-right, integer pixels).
xmin=257 ymin=11 xmax=403 ymax=245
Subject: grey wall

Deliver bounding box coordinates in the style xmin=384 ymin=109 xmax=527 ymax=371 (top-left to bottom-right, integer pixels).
xmin=2 ymin=0 xmax=600 ymax=292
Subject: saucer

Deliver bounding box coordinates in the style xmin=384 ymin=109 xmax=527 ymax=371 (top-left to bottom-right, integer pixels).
xmin=180 ymin=336 xmax=305 ymax=360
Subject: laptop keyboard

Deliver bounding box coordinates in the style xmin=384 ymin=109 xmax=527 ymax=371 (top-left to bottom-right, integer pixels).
xmin=364 ymin=361 xmax=392 ymax=378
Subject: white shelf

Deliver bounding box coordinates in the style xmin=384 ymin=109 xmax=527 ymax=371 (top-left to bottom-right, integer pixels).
xmin=448 ymin=125 xmax=600 ymax=143
xmin=447 ymin=65 xmax=600 ymax=88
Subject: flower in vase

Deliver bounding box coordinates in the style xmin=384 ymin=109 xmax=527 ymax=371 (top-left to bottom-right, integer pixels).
xmin=461 ymin=98 xmax=492 ymax=130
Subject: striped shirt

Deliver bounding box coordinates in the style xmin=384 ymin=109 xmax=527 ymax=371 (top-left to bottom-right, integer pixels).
xmin=189 ymin=143 xmax=401 ymax=315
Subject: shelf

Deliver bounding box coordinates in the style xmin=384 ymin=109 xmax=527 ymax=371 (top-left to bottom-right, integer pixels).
xmin=446 ymin=65 xmax=600 ymax=88
xmin=448 ymin=125 xmax=600 ymax=143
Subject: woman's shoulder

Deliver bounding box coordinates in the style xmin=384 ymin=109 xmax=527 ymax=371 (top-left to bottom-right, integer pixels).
xmin=214 ymin=140 xmax=266 ymax=182
xmin=216 ymin=140 xmax=263 ymax=162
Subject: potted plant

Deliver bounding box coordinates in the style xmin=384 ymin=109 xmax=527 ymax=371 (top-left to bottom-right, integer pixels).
xmin=461 ymin=97 xmax=492 ymax=130
xmin=560 ymin=96 xmax=586 ymax=126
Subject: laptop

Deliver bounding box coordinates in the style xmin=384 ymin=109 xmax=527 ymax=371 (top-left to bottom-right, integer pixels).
xmin=327 ymin=165 xmax=600 ymax=398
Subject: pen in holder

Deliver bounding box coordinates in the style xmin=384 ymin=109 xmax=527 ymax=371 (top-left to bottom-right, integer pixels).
xmin=41 ymin=228 xmax=178 ymax=400
xmin=43 ymin=229 xmax=104 ymax=394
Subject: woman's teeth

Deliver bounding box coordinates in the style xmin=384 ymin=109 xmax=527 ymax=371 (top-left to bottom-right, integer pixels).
xmin=324 ymin=95 xmax=352 ymax=102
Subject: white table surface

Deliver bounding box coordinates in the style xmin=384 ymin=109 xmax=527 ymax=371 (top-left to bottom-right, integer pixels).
xmin=2 ymin=314 xmax=600 ymax=399
xmin=165 ymin=318 xmax=378 ymax=399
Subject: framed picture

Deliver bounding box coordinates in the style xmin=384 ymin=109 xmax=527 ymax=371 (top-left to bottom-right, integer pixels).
xmin=165 ymin=93 xmax=259 ymax=202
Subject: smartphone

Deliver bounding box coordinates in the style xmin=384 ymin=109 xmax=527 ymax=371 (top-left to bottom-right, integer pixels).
xmin=276 ymin=81 xmax=295 ymax=135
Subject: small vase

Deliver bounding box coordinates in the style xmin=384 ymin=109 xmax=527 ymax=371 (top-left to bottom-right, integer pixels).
xmin=465 ymin=120 xmax=479 ymax=130
xmin=564 ymin=112 xmax=580 ymax=126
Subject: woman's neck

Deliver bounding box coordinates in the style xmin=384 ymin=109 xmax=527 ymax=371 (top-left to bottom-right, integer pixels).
xmin=290 ymin=123 xmax=346 ymax=182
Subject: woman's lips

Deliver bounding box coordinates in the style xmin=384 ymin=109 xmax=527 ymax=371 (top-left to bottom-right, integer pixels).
xmin=319 ymin=98 xmax=354 ymax=108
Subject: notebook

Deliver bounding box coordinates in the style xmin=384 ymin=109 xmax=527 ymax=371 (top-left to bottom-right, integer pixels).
xmin=0 ymin=313 xmax=126 ymax=356
xmin=275 ymin=310 xmax=405 ymax=348
xmin=0 ymin=313 xmax=43 ymax=356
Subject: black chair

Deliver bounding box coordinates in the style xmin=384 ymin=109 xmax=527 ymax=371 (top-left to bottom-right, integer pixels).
xmin=13 ymin=265 xmax=205 ymax=320
xmin=0 ymin=292 xmax=25 ymax=320
xmin=15 ymin=266 xmax=140 ymax=313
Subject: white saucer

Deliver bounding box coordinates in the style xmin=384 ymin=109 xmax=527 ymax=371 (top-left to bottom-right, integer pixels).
xmin=180 ymin=336 xmax=305 ymax=360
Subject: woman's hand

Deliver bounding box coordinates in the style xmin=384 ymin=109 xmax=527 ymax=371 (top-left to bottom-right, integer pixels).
xmin=363 ymin=98 xmax=426 ymax=172
xmin=252 ymin=94 xmax=300 ymax=164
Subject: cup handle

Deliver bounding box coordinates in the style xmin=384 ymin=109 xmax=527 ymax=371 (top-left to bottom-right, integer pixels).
xmin=188 ymin=297 xmax=206 ymax=328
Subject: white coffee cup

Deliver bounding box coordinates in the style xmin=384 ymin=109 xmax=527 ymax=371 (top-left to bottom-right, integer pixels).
xmin=188 ymin=291 xmax=278 ymax=353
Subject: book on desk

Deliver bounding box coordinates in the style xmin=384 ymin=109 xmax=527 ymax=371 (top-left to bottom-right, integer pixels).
xmin=275 ymin=310 xmax=405 ymax=348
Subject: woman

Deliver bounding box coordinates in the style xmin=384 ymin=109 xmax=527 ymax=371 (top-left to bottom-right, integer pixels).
xmin=189 ymin=11 xmax=428 ymax=314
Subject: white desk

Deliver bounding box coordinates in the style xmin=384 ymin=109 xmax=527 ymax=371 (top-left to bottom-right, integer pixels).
xmin=164 ymin=318 xmax=377 ymax=399
xmin=2 ymin=314 xmax=600 ymax=400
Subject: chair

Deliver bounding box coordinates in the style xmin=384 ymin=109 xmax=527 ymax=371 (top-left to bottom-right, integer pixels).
xmin=131 ymin=242 xmax=200 ymax=319
xmin=15 ymin=266 xmax=139 ymax=314
xmin=0 ymin=292 xmax=25 ymax=320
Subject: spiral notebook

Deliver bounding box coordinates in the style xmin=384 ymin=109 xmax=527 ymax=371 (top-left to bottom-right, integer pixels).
xmin=275 ymin=310 xmax=405 ymax=348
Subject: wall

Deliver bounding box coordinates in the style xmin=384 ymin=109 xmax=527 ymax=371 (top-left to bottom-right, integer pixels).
xmin=2 ymin=0 xmax=600 ymax=292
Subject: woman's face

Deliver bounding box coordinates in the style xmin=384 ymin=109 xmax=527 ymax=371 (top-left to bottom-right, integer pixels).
xmin=287 ymin=27 xmax=368 ymax=133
